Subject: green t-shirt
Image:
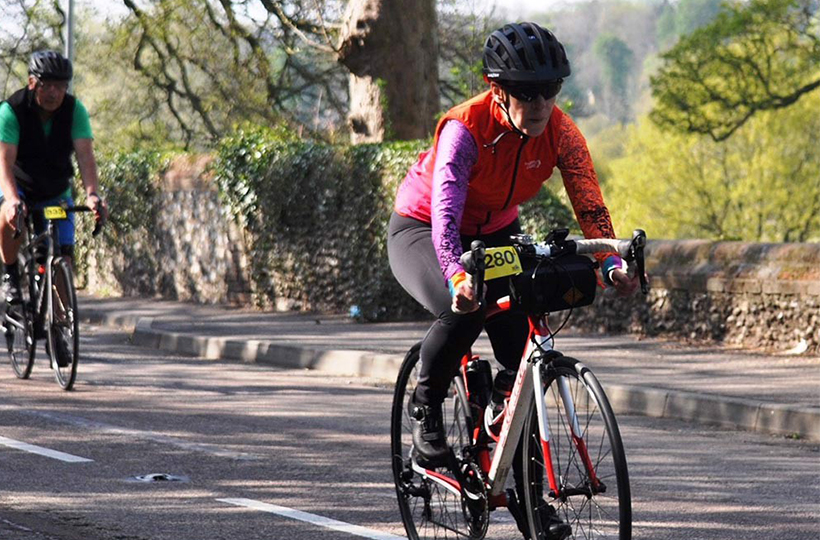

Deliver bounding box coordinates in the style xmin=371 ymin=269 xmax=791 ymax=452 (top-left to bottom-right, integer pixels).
xmin=0 ymin=97 xmax=93 ymax=144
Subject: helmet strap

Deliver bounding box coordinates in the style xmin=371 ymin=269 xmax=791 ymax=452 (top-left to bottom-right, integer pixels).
xmin=494 ymin=87 xmax=527 ymax=138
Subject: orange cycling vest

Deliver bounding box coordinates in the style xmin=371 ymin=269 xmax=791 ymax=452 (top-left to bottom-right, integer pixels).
xmin=395 ymin=90 xmax=565 ymax=236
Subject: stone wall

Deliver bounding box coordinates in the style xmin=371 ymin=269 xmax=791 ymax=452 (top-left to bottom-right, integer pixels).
xmin=84 ymin=156 xmax=252 ymax=305
xmin=567 ymin=241 xmax=820 ymax=354
xmin=84 ymin=158 xmax=819 ymax=353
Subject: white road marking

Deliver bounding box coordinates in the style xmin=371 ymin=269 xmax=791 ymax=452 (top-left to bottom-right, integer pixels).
xmin=18 ymin=410 xmax=258 ymax=460
xmin=217 ymin=498 xmax=406 ymax=540
xmin=0 ymin=435 xmax=93 ymax=463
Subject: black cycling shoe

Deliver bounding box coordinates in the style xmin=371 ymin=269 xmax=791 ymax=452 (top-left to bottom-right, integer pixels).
xmin=508 ymin=490 xmax=571 ymax=540
xmin=409 ymin=394 xmax=450 ymax=468
xmin=3 ymin=271 xmax=21 ymax=305
xmin=537 ymin=504 xmax=571 ymax=540
xmin=46 ymin=336 xmax=71 ymax=368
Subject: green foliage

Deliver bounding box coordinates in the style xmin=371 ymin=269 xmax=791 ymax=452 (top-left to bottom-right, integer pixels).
xmin=437 ymin=0 xmax=501 ymax=108
xmin=520 ymin=185 xmax=579 ymax=239
xmin=651 ymin=0 xmax=820 ymax=141
xmin=605 ymin=90 xmax=820 ymax=242
xmin=213 ymin=127 xmax=428 ymax=319
xmin=73 ymin=149 xmax=167 ymax=290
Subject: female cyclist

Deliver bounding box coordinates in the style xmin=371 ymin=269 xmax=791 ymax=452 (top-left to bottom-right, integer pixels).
xmin=387 ymin=22 xmax=640 ymax=540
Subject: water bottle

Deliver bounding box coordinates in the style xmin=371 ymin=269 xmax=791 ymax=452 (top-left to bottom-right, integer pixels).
xmin=465 ymin=358 xmax=492 ymax=409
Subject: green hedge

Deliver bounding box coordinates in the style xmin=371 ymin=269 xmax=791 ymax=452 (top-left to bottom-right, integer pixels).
xmin=74 ymin=150 xmax=167 ymax=293
xmin=81 ymin=126 xmax=577 ymax=320
xmin=212 ymin=126 xmax=430 ymax=319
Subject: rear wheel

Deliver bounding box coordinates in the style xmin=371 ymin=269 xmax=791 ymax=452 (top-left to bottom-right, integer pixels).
xmin=521 ymin=357 xmax=631 ymax=539
xmin=47 ymin=259 xmax=79 ymax=390
xmin=391 ymin=343 xmax=487 ymax=539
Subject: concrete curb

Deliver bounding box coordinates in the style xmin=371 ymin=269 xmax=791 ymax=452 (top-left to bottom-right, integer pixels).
xmin=82 ymin=310 xmax=820 ymax=442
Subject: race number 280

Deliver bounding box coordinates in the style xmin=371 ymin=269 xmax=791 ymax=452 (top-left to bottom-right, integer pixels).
xmin=483 ymin=246 xmax=522 ymax=281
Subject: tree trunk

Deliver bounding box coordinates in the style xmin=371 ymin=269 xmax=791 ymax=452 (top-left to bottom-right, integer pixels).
xmin=338 ymin=0 xmax=438 ymax=142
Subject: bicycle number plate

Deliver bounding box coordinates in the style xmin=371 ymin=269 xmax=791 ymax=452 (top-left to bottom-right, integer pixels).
xmin=43 ymin=206 xmax=67 ymax=220
xmin=484 ymin=246 xmax=522 ymax=281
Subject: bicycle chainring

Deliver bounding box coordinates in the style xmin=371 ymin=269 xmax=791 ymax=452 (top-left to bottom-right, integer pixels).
xmin=460 ymin=460 xmax=489 ymax=539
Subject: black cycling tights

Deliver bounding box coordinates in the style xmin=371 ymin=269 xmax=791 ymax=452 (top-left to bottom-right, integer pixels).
xmin=387 ymin=212 xmax=529 ymax=406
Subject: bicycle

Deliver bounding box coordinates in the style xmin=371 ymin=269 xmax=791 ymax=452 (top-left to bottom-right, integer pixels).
xmin=391 ymin=228 xmax=648 ymax=540
xmin=4 ymin=203 xmax=101 ymax=390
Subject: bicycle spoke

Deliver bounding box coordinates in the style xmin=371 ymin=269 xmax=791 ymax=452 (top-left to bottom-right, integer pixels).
xmin=524 ymin=358 xmax=629 ymax=540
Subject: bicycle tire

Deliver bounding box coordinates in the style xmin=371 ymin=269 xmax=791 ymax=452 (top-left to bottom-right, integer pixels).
xmin=521 ymin=356 xmax=631 ymax=540
xmin=47 ymin=259 xmax=79 ymax=390
xmin=391 ymin=343 xmax=485 ymax=540
xmin=3 ymin=300 xmax=36 ymax=379
xmin=4 ymin=262 xmax=35 ymax=379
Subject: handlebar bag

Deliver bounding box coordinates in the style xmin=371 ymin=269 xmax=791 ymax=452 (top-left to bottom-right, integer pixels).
xmin=509 ymin=254 xmax=598 ymax=314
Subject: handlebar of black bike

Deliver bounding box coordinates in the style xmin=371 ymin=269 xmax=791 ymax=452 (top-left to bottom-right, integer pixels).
xmin=11 ymin=203 xmax=105 ymax=238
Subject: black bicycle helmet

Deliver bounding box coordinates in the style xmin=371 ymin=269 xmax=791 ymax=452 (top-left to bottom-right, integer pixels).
xmin=483 ymin=22 xmax=570 ymax=84
xmin=28 ymin=50 xmax=73 ymax=81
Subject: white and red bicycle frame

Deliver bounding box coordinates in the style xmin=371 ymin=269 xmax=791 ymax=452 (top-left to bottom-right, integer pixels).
xmin=411 ymin=301 xmax=602 ymax=505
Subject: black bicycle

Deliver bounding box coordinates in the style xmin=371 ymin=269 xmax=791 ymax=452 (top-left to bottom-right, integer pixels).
xmin=4 ymin=203 xmax=101 ymax=390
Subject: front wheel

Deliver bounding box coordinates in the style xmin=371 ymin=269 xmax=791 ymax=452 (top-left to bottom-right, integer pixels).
xmin=3 ymin=300 xmax=36 ymax=379
xmin=47 ymin=259 xmax=79 ymax=390
xmin=4 ymin=270 xmax=35 ymax=379
xmin=521 ymin=356 xmax=631 ymax=539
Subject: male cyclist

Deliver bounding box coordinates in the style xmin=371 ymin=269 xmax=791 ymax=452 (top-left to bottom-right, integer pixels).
xmin=387 ymin=22 xmax=639 ymax=539
xmin=0 ymin=50 xmax=107 ymax=306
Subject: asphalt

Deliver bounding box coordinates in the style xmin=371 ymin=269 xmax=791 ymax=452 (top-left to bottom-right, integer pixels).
xmin=77 ymin=293 xmax=820 ymax=442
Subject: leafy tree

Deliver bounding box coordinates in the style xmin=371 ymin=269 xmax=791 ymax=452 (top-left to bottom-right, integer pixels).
xmin=0 ymin=0 xmax=67 ymax=96
xmin=520 ymin=184 xmax=579 ymax=239
xmin=651 ymin=0 xmax=820 ymax=141
xmin=436 ymin=0 xmax=500 ymax=109
xmin=606 ymin=90 xmax=820 ymax=242
xmin=117 ymin=0 xmax=348 ymax=148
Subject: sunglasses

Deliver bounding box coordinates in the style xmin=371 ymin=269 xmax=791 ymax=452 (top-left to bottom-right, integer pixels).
xmin=505 ymin=81 xmax=562 ymax=103
xmin=36 ymin=79 xmax=69 ymax=92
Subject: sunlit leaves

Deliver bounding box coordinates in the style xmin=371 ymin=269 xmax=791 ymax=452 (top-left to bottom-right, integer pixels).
xmin=650 ymin=0 xmax=820 ymax=141
xmin=606 ymin=91 xmax=820 ymax=242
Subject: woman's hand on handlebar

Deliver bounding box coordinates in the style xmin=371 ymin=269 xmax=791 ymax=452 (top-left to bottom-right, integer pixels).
xmin=610 ymin=268 xmax=643 ymax=296
xmin=449 ymin=271 xmax=480 ymax=314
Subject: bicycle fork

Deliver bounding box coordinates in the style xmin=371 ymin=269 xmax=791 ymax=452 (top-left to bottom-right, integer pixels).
xmin=532 ymin=359 xmax=603 ymax=499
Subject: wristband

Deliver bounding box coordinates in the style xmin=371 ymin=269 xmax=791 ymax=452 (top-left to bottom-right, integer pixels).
xmin=447 ymin=271 xmax=468 ymax=296
xmin=602 ymin=255 xmax=627 ymax=286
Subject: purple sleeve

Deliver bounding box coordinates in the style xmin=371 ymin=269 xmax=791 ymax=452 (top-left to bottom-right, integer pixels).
xmin=431 ymin=120 xmax=478 ymax=281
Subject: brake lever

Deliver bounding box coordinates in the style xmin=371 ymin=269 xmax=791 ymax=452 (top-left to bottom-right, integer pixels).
xmin=471 ymin=240 xmax=486 ymax=306
xmin=92 ymin=216 xmax=105 ymax=237
xmin=458 ymin=240 xmax=486 ymax=306
xmin=12 ymin=203 xmax=24 ymax=239
xmin=629 ymin=229 xmax=649 ymax=295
